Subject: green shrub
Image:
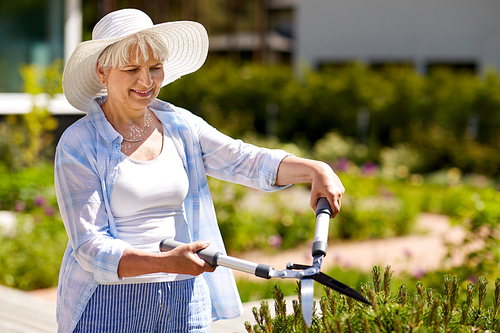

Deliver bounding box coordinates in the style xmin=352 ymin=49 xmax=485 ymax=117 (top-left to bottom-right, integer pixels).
xmin=237 ymin=266 xmax=372 ymax=303
xmin=0 ymin=164 xmax=67 ymax=290
xmin=211 ymin=170 xmax=420 ymax=253
xmin=210 ymin=177 xmax=315 ymax=253
xmin=244 ymin=266 xmax=500 ymax=332
xmin=0 ymin=212 xmax=66 ymax=290
xmin=0 ymin=60 xmax=62 ymax=171
xmin=162 ymin=61 xmax=500 ymax=178
xmin=443 ymin=188 xmax=500 ymax=279
xmin=0 ymin=163 xmax=56 ymax=211
xmin=329 ymin=172 xmax=419 ymax=240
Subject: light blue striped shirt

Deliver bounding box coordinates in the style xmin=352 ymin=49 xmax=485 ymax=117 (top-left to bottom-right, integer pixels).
xmin=54 ymin=97 xmax=290 ymax=333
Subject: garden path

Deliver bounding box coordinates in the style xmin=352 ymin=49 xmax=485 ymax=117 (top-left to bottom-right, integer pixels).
xmin=231 ymin=212 xmax=465 ymax=281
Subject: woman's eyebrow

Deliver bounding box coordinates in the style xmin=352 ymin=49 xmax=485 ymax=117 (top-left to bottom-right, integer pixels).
xmin=121 ymin=64 xmax=140 ymax=68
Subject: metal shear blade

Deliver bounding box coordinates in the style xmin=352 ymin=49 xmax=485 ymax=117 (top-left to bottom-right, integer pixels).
xmin=300 ymin=277 xmax=315 ymax=327
xmin=288 ymin=263 xmax=371 ymax=306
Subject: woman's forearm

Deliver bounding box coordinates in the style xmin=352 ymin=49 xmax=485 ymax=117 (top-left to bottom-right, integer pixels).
xmin=276 ymin=155 xmax=345 ymax=216
xmin=117 ymin=241 xmax=215 ymax=278
xmin=275 ymin=155 xmax=329 ymax=185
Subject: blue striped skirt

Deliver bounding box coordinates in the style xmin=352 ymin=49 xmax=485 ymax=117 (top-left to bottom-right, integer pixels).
xmin=73 ymin=276 xmax=211 ymax=333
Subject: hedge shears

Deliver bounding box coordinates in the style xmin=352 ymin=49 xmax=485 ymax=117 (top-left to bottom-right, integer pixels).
xmin=159 ymin=198 xmax=371 ymax=326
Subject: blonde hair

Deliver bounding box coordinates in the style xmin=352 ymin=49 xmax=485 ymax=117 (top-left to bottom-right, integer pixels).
xmin=97 ymin=32 xmax=169 ymax=70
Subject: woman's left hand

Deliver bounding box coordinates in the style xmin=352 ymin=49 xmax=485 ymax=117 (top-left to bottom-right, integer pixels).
xmin=276 ymin=155 xmax=345 ymax=217
xmin=308 ymin=161 xmax=344 ymax=217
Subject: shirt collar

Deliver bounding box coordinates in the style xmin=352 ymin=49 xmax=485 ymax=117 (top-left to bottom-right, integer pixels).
xmin=87 ymin=97 xmax=175 ymax=144
xmin=87 ymin=97 xmax=121 ymax=144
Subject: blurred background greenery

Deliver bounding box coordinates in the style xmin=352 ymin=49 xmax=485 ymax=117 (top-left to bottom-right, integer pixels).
xmin=1 ymin=60 xmax=500 ymax=300
xmin=1 ymin=0 xmax=500 ymax=307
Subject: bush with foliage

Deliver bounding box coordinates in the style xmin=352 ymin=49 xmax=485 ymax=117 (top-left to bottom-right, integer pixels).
xmin=244 ymin=266 xmax=500 ymax=332
xmin=437 ymin=186 xmax=500 ymax=281
xmin=209 ymin=170 xmax=419 ymax=253
xmin=0 ymin=164 xmax=66 ymax=290
xmin=2 ymin=59 xmax=500 ymax=294
xmin=161 ymin=61 xmax=500 ymax=178
xmin=0 ymin=60 xmax=62 ymax=171
xmin=0 ymin=209 xmax=66 ymax=290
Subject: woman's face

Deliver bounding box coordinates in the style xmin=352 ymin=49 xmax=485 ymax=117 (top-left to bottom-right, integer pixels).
xmin=99 ymin=47 xmax=164 ymax=112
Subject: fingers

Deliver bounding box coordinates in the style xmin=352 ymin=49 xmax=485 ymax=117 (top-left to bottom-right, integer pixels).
xmin=202 ymin=261 xmax=216 ymax=272
xmin=190 ymin=241 xmax=216 ymax=273
xmin=329 ymin=197 xmax=342 ymax=218
xmin=165 ymin=241 xmax=216 ymax=275
xmin=189 ymin=240 xmax=211 ymax=253
xmin=185 ymin=241 xmax=217 ymax=273
xmin=310 ymin=169 xmax=345 ymax=218
xmin=311 ymin=195 xmax=342 ymax=218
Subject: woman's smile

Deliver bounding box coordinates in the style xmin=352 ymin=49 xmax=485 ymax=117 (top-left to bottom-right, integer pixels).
xmin=131 ymin=88 xmax=154 ymax=97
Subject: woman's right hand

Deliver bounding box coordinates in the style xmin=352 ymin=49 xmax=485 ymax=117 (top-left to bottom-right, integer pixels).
xmin=117 ymin=241 xmax=216 ymax=278
xmin=163 ymin=241 xmax=217 ymax=275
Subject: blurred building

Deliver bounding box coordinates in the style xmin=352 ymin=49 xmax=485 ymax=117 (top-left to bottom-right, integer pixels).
xmin=209 ymin=0 xmax=295 ymax=64
xmin=2 ymin=0 xmax=500 ymax=117
xmin=295 ymin=0 xmax=500 ymax=74
xmin=0 ymin=0 xmax=82 ymax=130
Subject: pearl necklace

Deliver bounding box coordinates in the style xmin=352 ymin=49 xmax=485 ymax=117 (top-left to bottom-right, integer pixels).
xmin=122 ymin=111 xmax=152 ymax=143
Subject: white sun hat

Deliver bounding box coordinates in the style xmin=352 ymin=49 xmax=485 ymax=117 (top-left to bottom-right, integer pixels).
xmin=63 ymin=8 xmax=209 ymax=111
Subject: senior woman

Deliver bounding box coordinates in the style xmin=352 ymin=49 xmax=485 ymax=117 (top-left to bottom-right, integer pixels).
xmin=55 ymin=8 xmax=344 ymax=333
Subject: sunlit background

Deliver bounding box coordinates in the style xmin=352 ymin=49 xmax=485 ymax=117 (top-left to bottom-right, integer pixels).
xmin=2 ymin=1 xmax=500 ymax=331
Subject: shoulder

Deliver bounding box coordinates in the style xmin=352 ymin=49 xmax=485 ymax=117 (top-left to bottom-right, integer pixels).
xmin=151 ymin=99 xmax=196 ymax=118
xmin=55 ymin=116 xmax=97 ymax=161
xmin=57 ymin=116 xmax=92 ymax=147
xmin=151 ymin=99 xmax=207 ymax=129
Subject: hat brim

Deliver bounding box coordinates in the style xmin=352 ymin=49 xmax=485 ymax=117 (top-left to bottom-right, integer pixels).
xmin=63 ymin=21 xmax=209 ymax=111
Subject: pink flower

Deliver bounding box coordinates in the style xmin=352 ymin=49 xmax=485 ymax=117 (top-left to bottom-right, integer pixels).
xmin=44 ymin=206 xmax=56 ymax=217
xmin=335 ymin=157 xmax=350 ymax=172
xmin=34 ymin=195 xmax=46 ymax=207
xmin=361 ymin=161 xmax=379 ymax=176
xmin=467 ymin=275 xmax=478 ymax=284
xmin=14 ymin=201 xmax=26 ymax=212
xmin=413 ymin=268 xmax=425 ymax=279
xmin=267 ymin=235 xmax=282 ymax=249
xmin=334 ymin=254 xmax=342 ymax=264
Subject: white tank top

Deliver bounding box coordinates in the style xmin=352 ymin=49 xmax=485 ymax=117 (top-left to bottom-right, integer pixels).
xmin=109 ymin=128 xmax=192 ymax=283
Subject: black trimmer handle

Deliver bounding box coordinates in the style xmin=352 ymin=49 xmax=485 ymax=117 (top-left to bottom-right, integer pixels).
xmin=160 ymin=239 xmax=221 ymax=266
xmin=159 ymin=239 xmax=273 ymax=279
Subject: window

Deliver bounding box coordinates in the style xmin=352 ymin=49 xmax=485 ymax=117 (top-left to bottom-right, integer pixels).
xmin=0 ymin=0 xmax=64 ymax=92
xmin=369 ymin=61 xmax=414 ymax=72
xmin=427 ymin=61 xmax=477 ymax=75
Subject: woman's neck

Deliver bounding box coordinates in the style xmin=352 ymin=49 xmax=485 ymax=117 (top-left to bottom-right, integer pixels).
xmin=101 ymin=102 xmax=152 ymax=143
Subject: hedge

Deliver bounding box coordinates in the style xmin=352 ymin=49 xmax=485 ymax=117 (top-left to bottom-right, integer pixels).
xmin=160 ymin=61 xmax=500 ymax=178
